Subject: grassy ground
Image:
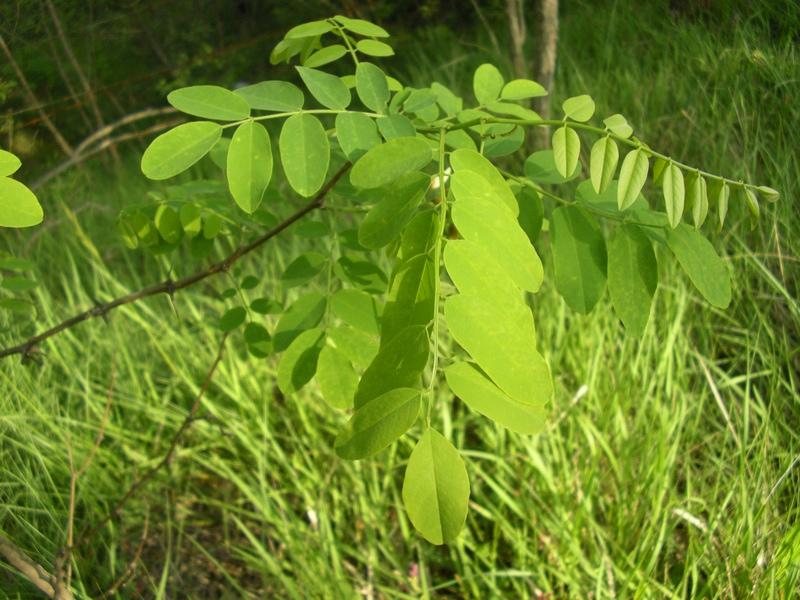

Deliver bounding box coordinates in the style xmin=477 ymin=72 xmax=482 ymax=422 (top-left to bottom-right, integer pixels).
xmin=2 ymin=1 xmax=799 ymax=598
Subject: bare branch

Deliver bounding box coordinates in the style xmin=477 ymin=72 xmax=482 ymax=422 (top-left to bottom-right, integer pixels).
xmin=0 ymin=534 xmax=71 ymax=599
xmin=0 ymin=162 xmax=352 ymax=361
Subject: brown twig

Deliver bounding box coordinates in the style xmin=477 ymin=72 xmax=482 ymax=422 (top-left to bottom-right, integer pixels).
xmin=102 ymin=508 xmax=149 ymax=598
xmin=0 ymin=534 xmax=68 ymax=599
xmin=0 ymin=162 xmax=352 ymax=362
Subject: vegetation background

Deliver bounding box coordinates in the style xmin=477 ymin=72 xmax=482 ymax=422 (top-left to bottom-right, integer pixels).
xmin=1 ymin=0 xmax=798 ymax=597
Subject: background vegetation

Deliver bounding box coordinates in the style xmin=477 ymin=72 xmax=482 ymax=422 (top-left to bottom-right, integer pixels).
xmin=1 ymin=0 xmax=798 ymax=597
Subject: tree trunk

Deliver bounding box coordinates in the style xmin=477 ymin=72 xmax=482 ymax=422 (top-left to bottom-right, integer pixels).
xmin=532 ymin=0 xmax=559 ymax=150
xmin=506 ymin=0 xmax=528 ymax=80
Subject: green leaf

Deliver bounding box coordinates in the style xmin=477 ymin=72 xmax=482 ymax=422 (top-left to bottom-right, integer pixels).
xmin=303 ymin=45 xmax=347 ymax=68
xmin=397 ymin=210 xmax=439 ymax=263
xmin=402 ymin=428 xmax=470 ymax=545
xmin=279 ymin=114 xmax=329 ymax=197
xmin=451 ymin=194 xmax=543 ymax=293
xmin=663 ymin=162 xmax=685 ymax=229
xmin=443 ymin=240 xmax=528 ymax=320
xmin=550 ymin=205 xmax=608 ymax=314
xmin=376 ymin=114 xmax=416 ymax=140
xmin=757 ymin=185 xmax=780 ymax=203
xmin=443 ymin=129 xmax=477 ymax=151
xmin=233 ymin=81 xmax=304 ymax=112
xmin=446 ymin=362 xmax=548 ymax=435
xmin=666 ymin=224 xmax=731 ymax=308
xmin=335 ymin=388 xmax=420 ymax=459
xmin=244 ymin=322 xmax=272 ymax=358
xmin=449 ymin=149 xmax=519 ymax=216
xmin=296 ymin=66 xmax=351 ymax=110
xmin=603 ymin=114 xmax=633 ymax=138
xmin=250 ymin=297 xmax=283 ymax=314
xmin=329 ymin=326 xmax=378 ymax=370
xmin=745 ymin=187 xmax=760 ymax=229
xmin=562 ymin=95 xmax=595 ymax=122
xmin=240 ymin=275 xmax=260 ymax=290
xmin=686 ymin=173 xmax=708 ymax=229
xmin=607 ymin=224 xmax=657 ymax=337
xmin=154 ymin=205 xmax=182 ymax=243
xmin=0 ymin=177 xmax=43 ymax=228
xmin=711 ymin=180 xmax=730 ymax=230
xmin=280 ymin=252 xmax=327 ymax=288
xmin=179 ymin=204 xmax=202 ymax=238
xmin=226 ymin=121 xmax=272 ymax=214
xmin=294 ymin=220 xmax=330 ymax=239
xmin=334 ymin=15 xmax=389 ymax=37
xmin=403 ymin=88 xmax=438 ymax=114
xmin=273 ymin=292 xmax=327 ymax=351
xmin=350 ymin=137 xmax=432 ymax=189
xmin=331 ymin=289 xmax=383 ymax=336
xmin=524 ymin=150 xmax=581 ymax=184
xmin=590 ymin=136 xmax=619 ymax=194
xmin=431 ymin=82 xmax=463 ymax=116
xmin=168 ymin=85 xmax=250 ymax=121
xmin=473 ymin=64 xmax=504 ymax=105
xmin=517 ymin=187 xmax=544 ymax=245
xmin=484 ymin=102 xmax=540 ymax=121
xmin=501 ymin=79 xmax=547 ymax=100
xmin=117 ymin=219 xmax=137 ymax=249
xmin=141 ymin=122 xmax=222 ymax=180
xmin=0 ymin=257 xmax=36 ymax=272
xmin=286 ymin=20 xmax=334 ymax=38
xmin=317 ymin=345 xmax=357 ymax=409
xmin=356 ymin=39 xmax=394 ymax=57
xmin=190 ymin=233 xmax=214 ymax=259
xmin=334 ymin=112 xmax=380 ymax=162
xmin=355 ymin=62 xmax=390 ymax=113
xmin=617 ymin=148 xmax=649 ymax=211
xmin=359 ymin=171 xmax=429 ymax=248
xmin=382 ymin=253 xmax=436 ymax=345
xmin=277 ymin=328 xmax=326 ymax=394
xmin=483 ymin=124 xmax=525 ymax=158
xmin=203 ymin=213 xmax=223 ymax=239
xmin=0 ymin=150 xmax=21 ymax=176
xmin=354 ymin=325 xmax=429 ymax=409
xmin=219 ymin=306 xmax=247 ymax=332
xmin=552 ymin=126 xmax=580 ymax=179
xmin=334 ymin=255 xmax=388 ymax=294
xmin=1 ymin=276 xmax=39 ymax=292
xmin=444 ymin=294 xmax=551 ymax=405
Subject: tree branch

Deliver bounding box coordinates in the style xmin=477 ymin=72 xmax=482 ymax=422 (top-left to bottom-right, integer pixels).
xmin=0 ymin=162 xmax=352 ymax=362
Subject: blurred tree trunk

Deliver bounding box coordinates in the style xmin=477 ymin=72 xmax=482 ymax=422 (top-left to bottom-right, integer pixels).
xmin=531 ymin=0 xmax=559 ymax=149
xmin=505 ymin=0 xmax=528 ymax=79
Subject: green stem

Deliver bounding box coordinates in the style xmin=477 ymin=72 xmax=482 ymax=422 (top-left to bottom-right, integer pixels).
xmin=330 ymin=20 xmax=360 ymax=66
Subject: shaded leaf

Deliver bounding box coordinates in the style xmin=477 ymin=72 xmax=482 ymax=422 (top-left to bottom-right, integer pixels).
xmin=244 ymin=322 xmax=272 ymax=358
xmin=355 ymin=62 xmax=390 ymax=113
xmin=317 ymin=345 xmax=357 ymax=409
xmin=331 ymin=288 xmax=383 ymax=336
xmin=359 ymin=171 xmax=429 ymax=248
xmin=382 ymin=253 xmax=436 ymax=345
xmin=219 ymin=306 xmax=247 ymax=332
xmin=303 ymin=45 xmax=347 ymax=68
xmin=329 ymin=326 xmax=378 ymax=370
xmin=277 ymin=328 xmax=325 ymax=394
xmin=607 ymin=224 xmax=657 ymax=337
xmin=376 ymin=114 xmax=417 ymax=140
xmin=273 ymin=292 xmax=326 ymax=351
xmin=334 ymin=255 xmax=388 ymax=294
xmin=524 ymin=150 xmax=581 ymax=184
xmin=154 ymin=205 xmax=182 ymax=243
xmin=335 ymin=112 xmax=381 ymax=162
xmin=280 ymin=252 xmax=327 ymax=288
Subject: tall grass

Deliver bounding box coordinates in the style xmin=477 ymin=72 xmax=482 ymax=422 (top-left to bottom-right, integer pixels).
xmin=2 ymin=1 xmax=798 ymax=597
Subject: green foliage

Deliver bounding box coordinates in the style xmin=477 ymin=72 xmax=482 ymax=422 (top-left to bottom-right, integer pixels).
xmin=0 ymin=149 xmax=42 ymax=228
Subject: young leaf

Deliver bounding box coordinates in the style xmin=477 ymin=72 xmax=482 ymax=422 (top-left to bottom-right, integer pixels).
xmin=501 ymin=79 xmax=547 ymax=100
xmin=280 ymin=252 xmax=327 ymax=288
xmin=744 ymin=187 xmax=760 ymax=229
xmin=233 ymin=81 xmax=304 ymax=112
xmin=552 ymin=126 xmax=580 ymax=179
xmin=550 ymin=205 xmax=608 ymax=314
xmin=333 ymin=15 xmax=389 ymax=37
xmin=334 ymin=255 xmax=389 ymax=294
xmin=355 ymin=62 xmax=390 ymax=113
xmin=0 ymin=150 xmax=21 ymax=176
xmin=335 ymin=112 xmax=381 ymax=162
xmin=279 ymin=114 xmax=329 ymax=197
xmin=666 ymin=224 xmax=731 ymax=308
xmin=227 ymin=120 xmax=272 ymax=214
xmin=358 ymin=171 xmax=430 ymax=248
xmin=444 ymin=294 xmax=551 ymax=405
xmin=562 ymin=95 xmax=595 ymax=122
xmin=757 ymin=185 xmax=779 ymax=203
xmin=296 ymin=66 xmax=351 ymax=110
xmin=603 ymin=114 xmax=633 ymax=138
xmin=445 ymin=362 xmax=548 ymax=435
xmin=354 ymin=325 xmax=429 ymax=409
xmin=590 ymin=136 xmax=619 ymax=194
xmin=402 ymin=428 xmax=470 ymax=545
xmin=451 ymin=194 xmax=543 ymax=293
xmin=356 ymin=39 xmax=394 ymax=57
xmin=277 ymin=328 xmax=326 ymax=394
xmin=141 ymin=122 xmax=222 ymax=180
xmin=168 ymin=85 xmax=250 ymax=121
xmin=0 ymin=178 xmax=43 ymax=228
xmin=686 ymin=173 xmax=708 ymax=229
xmin=219 ymin=306 xmax=247 ymax=332
xmin=273 ymin=292 xmax=327 ymax=351
xmin=449 ymin=149 xmax=519 ymax=216
xmin=317 ymin=345 xmax=358 ymax=410
xmin=473 ymin=64 xmax=504 ymax=105
xmin=350 ymin=137 xmax=432 ymax=189
xmin=331 ymin=289 xmax=383 ymax=336
xmin=663 ymin=161 xmax=686 ymax=229
xmin=335 ymin=388 xmax=421 ymax=459
xmin=714 ymin=181 xmax=730 ymax=230
xmin=524 ymin=150 xmax=581 ymax=184
xmin=617 ymin=148 xmax=649 ymax=211
xmin=303 ymin=45 xmax=347 ymax=68
xmin=285 ymin=20 xmax=334 ymax=38
xmin=607 ymin=224 xmax=657 ymax=337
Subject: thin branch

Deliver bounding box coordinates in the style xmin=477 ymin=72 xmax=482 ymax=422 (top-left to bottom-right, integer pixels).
xmin=0 ymin=162 xmax=352 ymax=361
xmin=102 ymin=508 xmax=149 ymax=598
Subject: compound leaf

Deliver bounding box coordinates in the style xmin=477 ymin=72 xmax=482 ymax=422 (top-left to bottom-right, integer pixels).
xmin=607 ymin=224 xmax=657 ymax=337
xmin=552 ymin=126 xmax=580 ymax=179
xmin=449 ymin=149 xmax=518 ymax=216
xmin=279 ymin=113 xmax=329 ymax=197
xmin=331 ymin=288 xmax=383 ymax=336
xmin=142 ymin=121 xmax=222 ymax=180
xmin=296 ymin=66 xmax=351 ymax=110
xmin=666 ymin=224 xmax=731 ymax=308
xmin=168 ymin=85 xmax=250 ymax=121
xmin=617 ymin=148 xmax=649 ymax=211
xmin=0 ymin=177 xmax=43 ymax=228
xmin=473 ymin=64 xmax=504 ymax=105
xmin=273 ymin=292 xmax=326 ymax=351
xmin=280 ymin=252 xmax=327 ymax=288
xmin=227 ymin=120 xmax=273 ymax=213
xmin=663 ymin=161 xmax=685 ymax=228
xmin=355 ymin=62 xmax=390 ymax=113
xmin=350 ymin=137 xmax=432 ymax=189
xmin=590 ymin=136 xmax=619 ymax=194
xmin=277 ymin=328 xmax=326 ymax=394
xmin=317 ymin=345 xmax=357 ymax=410
xmin=562 ymin=94 xmax=595 ymax=122
xmin=234 ymin=81 xmax=304 ymax=112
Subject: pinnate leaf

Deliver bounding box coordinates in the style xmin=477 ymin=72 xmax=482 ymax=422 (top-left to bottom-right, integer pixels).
xmin=296 ymin=66 xmax=351 ymax=110
xmin=227 ymin=120 xmax=272 ymax=214
xmin=234 ymin=81 xmax=304 ymax=112
xmin=0 ymin=178 xmax=43 ymax=228
xmin=333 ymin=16 xmax=389 ymax=37
xmin=141 ymin=122 xmax=222 ymax=180
xmin=273 ymin=292 xmax=326 ymax=351
xmin=552 ymin=126 xmax=580 ymax=179
xmin=356 ymin=40 xmax=394 ymax=57
xmin=603 ymin=114 xmax=633 ymax=138
xmin=666 ymin=224 xmax=731 ymax=308
xmin=562 ymin=95 xmax=595 ymax=122
xmin=359 ymin=171 xmax=430 ymax=249
xmin=279 ymin=114 xmax=329 ymax=197
xmin=355 ymin=62 xmax=390 ymax=113
xmin=350 ymin=137 xmax=432 ymax=189
xmin=617 ymin=149 xmax=649 ymax=211
xmin=590 ymin=136 xmax=619 ymax=194
xmin=449 ymin=148 xmax=519 ymax=216
xmin=663 ymin=161 xmax=685 ymax=228
xmin=473 ymin=64 xmax=504 ymax=105
xmin=331 ymin=289 xmax=383 ymax=336
xmin=280 ymin=252 xmax=327 ymax=288
xmin=335 ymin=112 xmax=381 ymax=162
xmin=168 ymin=86 xmax=250 ymax=121
xmin=317 ymin=345 xmax=358 ymax=410
xmin=0 ymin=150 xmax=21 ymax=176
xmin=607 ymin=224 xmax=657 ymax=337
xmin=277 ymin=328 xmax=326 ymax=394
xmin=303 ymin=45 xmax=347 ymax=68
xmin=501 ymin=79 xmax=547 ymax=100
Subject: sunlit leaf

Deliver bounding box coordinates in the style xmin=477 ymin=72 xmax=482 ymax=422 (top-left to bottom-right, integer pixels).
xmin=277 ymin=328 xmax=325 ymax=394
xmin=328 ymin=326 xmax=378 ymax=370
xmin=331 ymin=288 xmax=383 ymax=336
xmin=317 ymin=345 xmax=357 ymax=409
xmin=607 ymin=224 xmax=657 ymax=337
xmin=666 ymin=224 xmax=731 ymax=308
xmin=303 ymin=45 xmax=347 ymax=68
xmin=376 ymin=114 xmax=416 ymax=140
xmin=359 ymin=171 xmax=429 ymax=248
xmin=449 ymin=149 xmax=518 ymax=216
xmin=473 ymin=64 xmax=504 ymax=105
xmin=552 ymin=126 xmax=580 ymax=179
xmin=333 ymin=15 xmax=389 ymax=37
xmin=279 ymin=114 xmax=329 ymax=197
xmin=168 ymin=85 xmax=250 ymax=121
xmin=501 ymin=78 xmax=547 ymax=100
xmin=227 ymin=120 xmax=272 ymax=214
xmin=524 ymin=150 xmax=581 ymax=184
xmin=562 ymin=94 xmax=595 ymax=122
xmin=663 ymin=161 xmax=685 ymax=229
xmin=296 ymin=66 xmax=351 ymax=110
xmin=0 ymin=177 xmax=43 ymax=228
xmin=590 ymin=136 xmax=619 ymax=194
xmin=356 ymin=39 xmax=394 ymax=57
xmin=286 ymin=20 xmax=334 ymax=38
xmin=381 ymin=253 xmax=435 ymax=345
xmin=617 ymin=148 xmax=649 ymax=211
xmin=280 ymin=252 xmax=327 ymax=288
xmin=350 ymin=137 xmax=432 ymax=189
xmin=273 ymin=292 xmax=326 ymax=351
xmin=0 ymin=150 xmax=21 ymax=176
xmin=142 ymin=122 xmax=222 ymax=180
xmin=355 ymin=62 xmax=390 ymax=113
xmin=603 ymin=113 xmax=633 ymax=138
xmin=234 ymin=81 xmax=304 ymax=112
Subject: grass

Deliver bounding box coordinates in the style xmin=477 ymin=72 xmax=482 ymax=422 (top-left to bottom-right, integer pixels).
xmin=2 ymin=1 xmax=799 ymax=597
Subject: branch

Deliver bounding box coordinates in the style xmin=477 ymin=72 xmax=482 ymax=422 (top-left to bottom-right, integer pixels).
xmin=0 ymin=534 xmax=71 ymax=599
xmin=0 ymin=162 xmax=352 ymax=362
